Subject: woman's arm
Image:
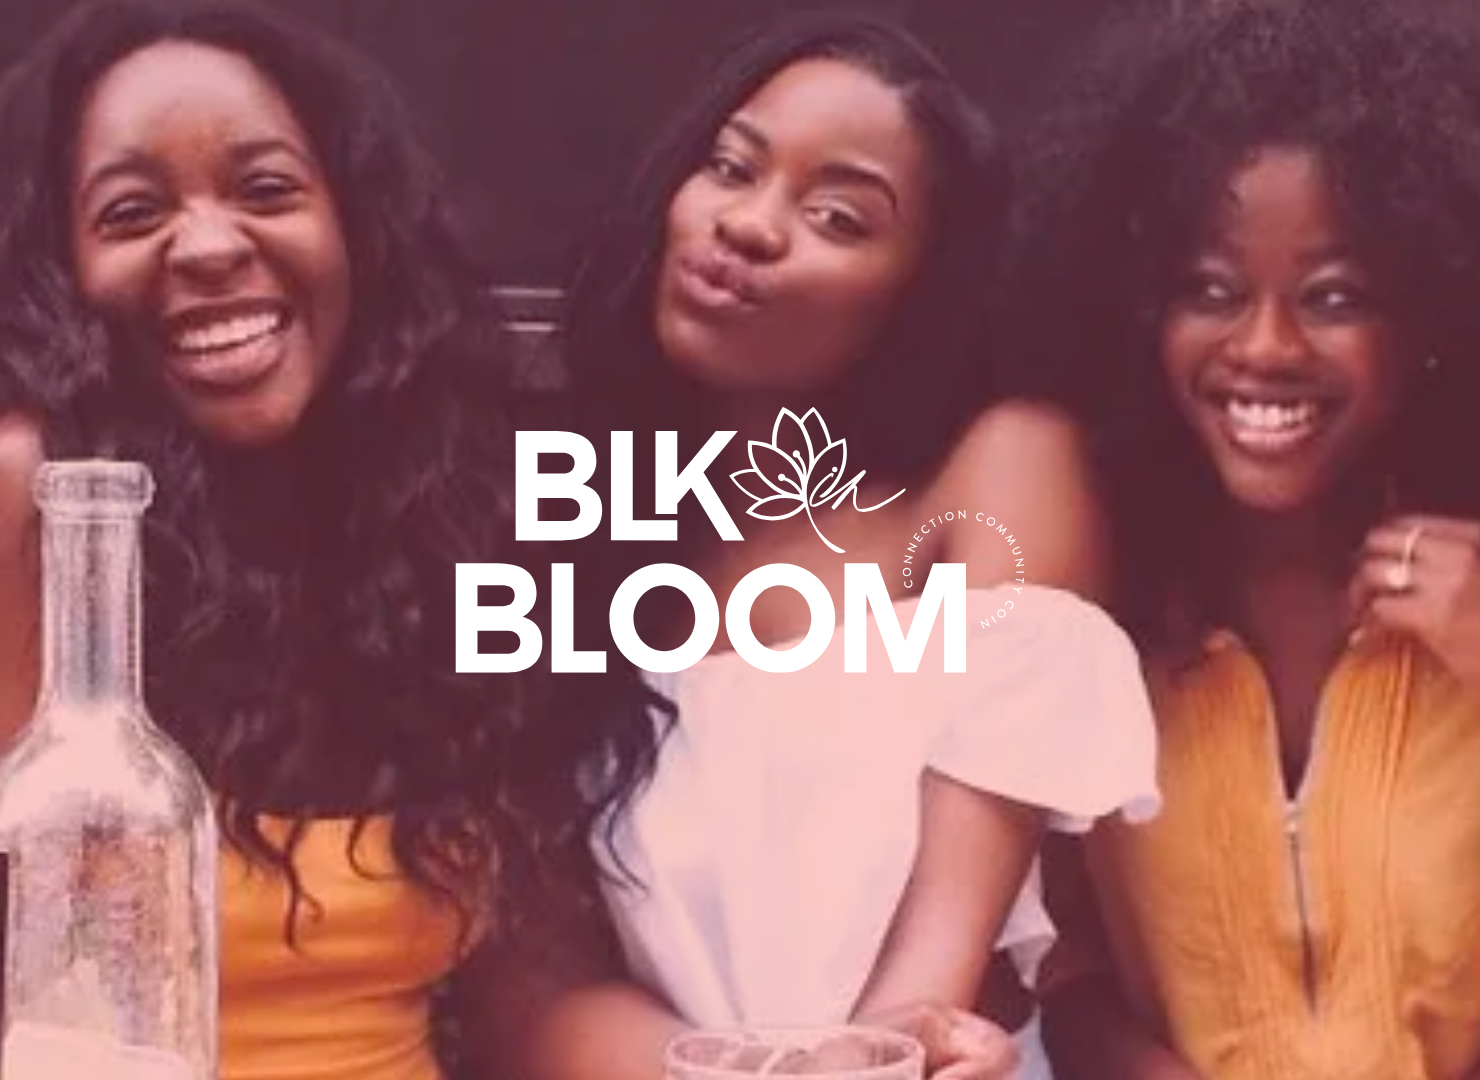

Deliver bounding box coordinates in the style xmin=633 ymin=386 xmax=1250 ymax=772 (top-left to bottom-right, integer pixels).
xmin=457 ymin=779 xmax=1040 ymax=1080
xmin=460 ymin=961 xmax=686 ymax=1080
xmin=929 ymin=400 xmax=1109 ymax=601
xmin=851 ymin=772 xmax=1041 ymax=1080
xmin=865 ymin=400 xmax=1111 ymax=1013
xmin=451 ymin=849 xmax=688 ymax=1080
xmin=854 ymin=770 xmax=1043 ymax=1016
xmin=846 ymin=402 xmax=1110 ymax=1077
xmin=1042 ymin=979 xmax=1203 ymax=1080
xmin=1038 ymin=839 xmax=1204 ymax=1080
xmin=0 ymin=412 xmax=42 ymax=746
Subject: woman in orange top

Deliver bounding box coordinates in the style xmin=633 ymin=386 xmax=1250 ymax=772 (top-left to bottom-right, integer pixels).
xmin=1000 ymin=0 xmax=1480 ymax=1077
xmin=0 ymin=3 xmax=637 ymax=1078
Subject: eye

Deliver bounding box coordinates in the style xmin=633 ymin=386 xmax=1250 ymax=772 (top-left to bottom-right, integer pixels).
xmin=94 ymin=194 xmax=165 ymax=237
xmin=1302 ymin=279 xmax=1374 ymax=320
xmin=704 ymin=151 xmax=755 ymax=187
xmin=804 ymin=201 xmax=871 ymax=242
xmin=1177 ymin=268 xmax=1244 ymax=313
xmin=238 ymin=171 xmax=304 ymax=210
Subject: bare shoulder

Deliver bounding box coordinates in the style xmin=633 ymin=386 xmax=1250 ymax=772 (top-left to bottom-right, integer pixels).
xmin=937 ymin=400 xmax=1091 ymax=479
xmin=924 ymin=400 xmax=1109 ymax=599
xmin=0 ymin=411 xmax=43 ymax=551
xmin=0 ymin=411 xmax=41 ymax=744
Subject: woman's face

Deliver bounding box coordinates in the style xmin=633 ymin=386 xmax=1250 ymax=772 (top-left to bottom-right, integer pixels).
xmin=70 ymin=40 xmax=351 ymax=447
xmin=1162 ymin=145 xmax=1404 ymax=514
xmin=654 ymin=57 xmax=933 ymax=395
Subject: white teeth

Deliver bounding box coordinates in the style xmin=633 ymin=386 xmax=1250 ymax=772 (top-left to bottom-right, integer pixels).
xmin=173 ymin=311 xmax=283 ymax=354
xmin=1226 ymin=397 xmax=1318 ymax=433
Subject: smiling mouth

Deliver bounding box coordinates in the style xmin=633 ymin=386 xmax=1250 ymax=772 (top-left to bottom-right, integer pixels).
xmin=169 ymin=307 xmax=288 ymax=354
xmin=162 ymin=303 xmax=295 ymax=392
xmin=1210 ymin=391 xmax=1332 ymax=454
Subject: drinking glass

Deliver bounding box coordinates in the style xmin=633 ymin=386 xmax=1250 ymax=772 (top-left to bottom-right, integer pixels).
xmin=665 ymin=1025 xmax=925 ymax=1080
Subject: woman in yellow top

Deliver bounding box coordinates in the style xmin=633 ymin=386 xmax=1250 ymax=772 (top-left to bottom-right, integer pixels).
xmin=999 ymin=0 xmax=1480 ymax=1078
xmin=0 ymin=3 xmax=635 ymax=1078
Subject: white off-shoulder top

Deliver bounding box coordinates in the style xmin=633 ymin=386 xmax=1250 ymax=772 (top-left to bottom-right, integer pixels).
xmin=595 ymin=585 xmax=1160 ymax=1079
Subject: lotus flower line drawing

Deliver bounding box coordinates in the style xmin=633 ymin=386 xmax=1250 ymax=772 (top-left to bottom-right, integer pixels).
xmin=729 ymin=407 xmax=906 ymax=553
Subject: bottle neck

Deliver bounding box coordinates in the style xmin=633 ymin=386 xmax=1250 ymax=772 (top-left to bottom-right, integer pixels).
xmin=37 ymin=513 xmax=144 ymax=713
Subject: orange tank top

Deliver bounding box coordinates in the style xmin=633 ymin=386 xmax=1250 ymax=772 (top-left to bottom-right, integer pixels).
xmin=220 ymin=815 xmax=464 ymax=1080
xmin=1074 ymin=632 xmax=1480 ymax=1080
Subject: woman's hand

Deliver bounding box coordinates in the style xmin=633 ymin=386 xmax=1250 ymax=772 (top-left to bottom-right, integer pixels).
xmin=859 ymin=1002 xmax=1020 ymax=1080
xmin=1353 ymin=515 xmax=1480 ymax=693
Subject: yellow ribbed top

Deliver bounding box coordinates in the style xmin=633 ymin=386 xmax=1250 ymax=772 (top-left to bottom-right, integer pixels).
xmin=1080 ymin=633 xmax=1480 ymax=1080
xmin=220 ymin=815 xmax=463 ymax=1080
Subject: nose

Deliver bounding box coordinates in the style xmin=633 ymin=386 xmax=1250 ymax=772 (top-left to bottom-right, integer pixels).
xmin=1226 ymin=296 xmax=1310 ymax=372
xmin=714 ymin=190 xmax=788 ymax=263
xmin=165 ymin=204 xmax=253 ymax=286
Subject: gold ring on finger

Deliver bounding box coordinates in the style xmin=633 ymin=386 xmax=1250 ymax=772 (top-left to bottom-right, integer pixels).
xmin=1384 ymin=556 xmax=1414 ymax=593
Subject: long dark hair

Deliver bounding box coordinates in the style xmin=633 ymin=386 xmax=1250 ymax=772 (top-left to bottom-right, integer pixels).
xmin=0 ymin=0 xmax=631 ymax=937
xmin=558 ymin=11 xmax=1011 ymax=869
xmin=565 ymin=9 xmax=1009 ymax=486
xmin=1001 ymin=0 xmax=1480 ymax=649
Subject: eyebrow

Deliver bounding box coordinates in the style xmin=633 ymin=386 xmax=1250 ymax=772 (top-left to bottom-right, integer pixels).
xmin=725 ymin=116 xmax=770 ymax=154
xmin=77 ymin=136 xmax=315 ymax=203
xmin=76 ymin=150 xmax=156 ymax=205
xmin=815 ymin=161 xmax=899 ymax=212
xmin=225 ymin=136 xmax=316 ymax=171
xmin=1297 ymin=245 xmax=1363 ymax=272
xmin=724 ymin=116 xmax=901 ymax=212
xmin=1196 ymin=230 xmax=1360 ymax=266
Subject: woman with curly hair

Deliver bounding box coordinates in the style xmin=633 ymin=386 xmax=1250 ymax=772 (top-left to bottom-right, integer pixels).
xmin=1000 ymin=1 xmax=1480 ymax=1077
xmin=0 ymin=3 xmax=645 ymax=1078
xmin=518 ymin=13 xmax=1160 ymax=1080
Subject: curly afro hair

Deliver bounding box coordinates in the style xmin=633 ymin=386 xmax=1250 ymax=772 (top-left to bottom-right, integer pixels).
xmin=999 ymin=0 xmax=1480 ymax=647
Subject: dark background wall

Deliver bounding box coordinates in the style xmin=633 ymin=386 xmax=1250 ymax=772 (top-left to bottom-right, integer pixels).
xmin=0 ymin=0 xmax=1168 ymax=286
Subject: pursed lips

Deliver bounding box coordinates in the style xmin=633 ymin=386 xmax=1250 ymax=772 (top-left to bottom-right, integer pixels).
xmin=679 ymin=251 xmax=766 ymax=309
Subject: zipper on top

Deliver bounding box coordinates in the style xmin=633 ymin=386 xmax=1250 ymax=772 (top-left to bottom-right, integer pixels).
xmin=1284 ymin=800 xmax=1319 ymax=1012
xmin=1227 ymin=632 xmax=1344 ymax=1016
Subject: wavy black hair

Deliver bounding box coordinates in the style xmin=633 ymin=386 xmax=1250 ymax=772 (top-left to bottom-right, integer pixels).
xmin=0 ymin=0 xmax=637 ymax=938
xmin=564 ymin=9 xmax=1009 ymax=489
xmin=552 ymin=13 xmax=1011 ymax=870
xmin=1000 ymin=0 xmax=1480 ymax=648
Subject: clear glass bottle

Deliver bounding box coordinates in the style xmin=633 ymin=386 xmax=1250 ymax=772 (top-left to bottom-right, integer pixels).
xmin=0 ymin=460 xmax=217 ymax=1080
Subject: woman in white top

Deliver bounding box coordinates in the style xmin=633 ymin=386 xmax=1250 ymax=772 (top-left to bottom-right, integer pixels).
xmin=503 ymin=13 xmax=1158 ymax=1080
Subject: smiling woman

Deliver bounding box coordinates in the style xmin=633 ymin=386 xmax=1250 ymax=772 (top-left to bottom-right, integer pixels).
xmin=68 ymin=39 xmax=351 ymax=446
xmin=1158 ymin=146 xmax=1403 ymax=516
xmin=0 ymin=3 xmax=638 ymax=1080
xmin=996 ymin=1 xmax=1480 ymax=1077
